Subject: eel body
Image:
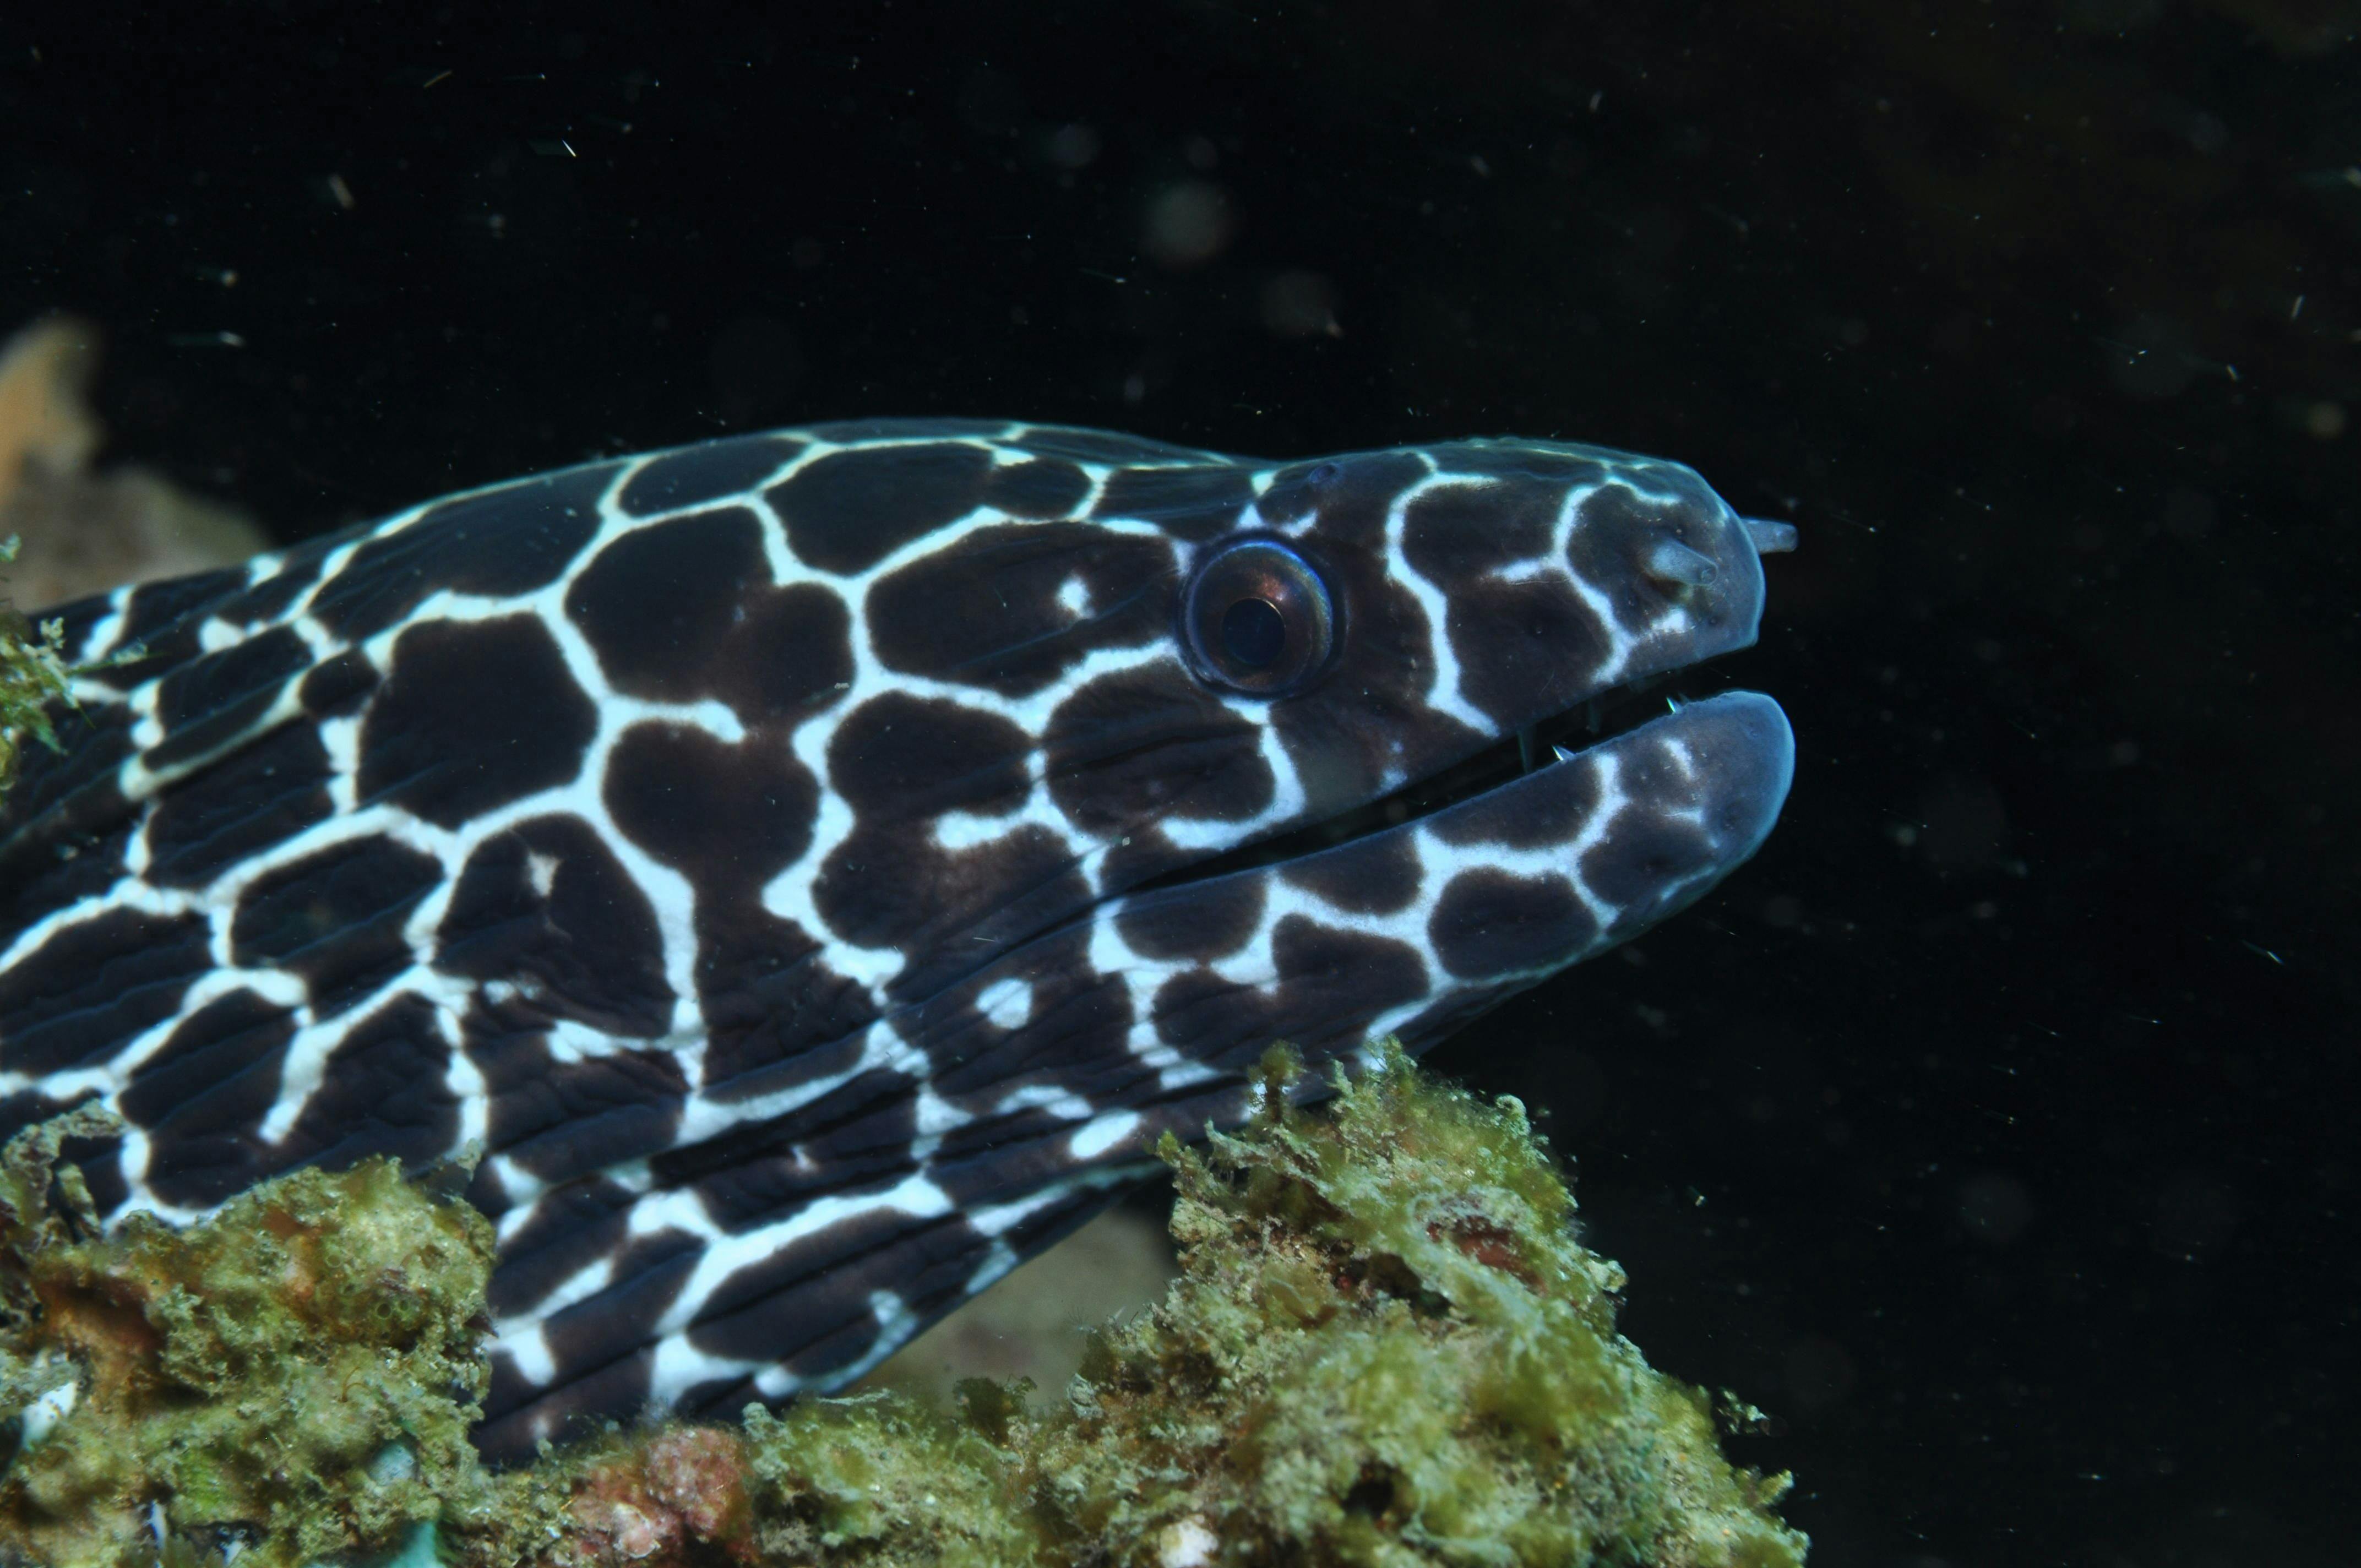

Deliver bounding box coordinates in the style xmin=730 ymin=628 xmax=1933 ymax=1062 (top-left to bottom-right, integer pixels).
xmin=0 ymin=420 xmax=1794 ymax=1455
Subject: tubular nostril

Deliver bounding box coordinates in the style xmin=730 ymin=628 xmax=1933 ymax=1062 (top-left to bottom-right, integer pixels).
xmin=1644 ymin=536 xmax=1720 ymax=589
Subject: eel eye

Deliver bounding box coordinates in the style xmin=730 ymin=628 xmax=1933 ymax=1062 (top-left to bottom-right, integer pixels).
xmin=1183 ymin=538 xmax=1336 ymax=696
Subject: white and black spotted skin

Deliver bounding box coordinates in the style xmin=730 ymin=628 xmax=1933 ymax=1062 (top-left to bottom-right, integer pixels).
xmin=0 ymin=420 xmax=1794 ymax=1456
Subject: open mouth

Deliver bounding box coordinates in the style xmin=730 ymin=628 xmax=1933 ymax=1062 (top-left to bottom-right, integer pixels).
xmin=1123 ymin=514 xmax=1797 ymax=900
xmin=1131 ymin=669 xmax=1707 ymax=895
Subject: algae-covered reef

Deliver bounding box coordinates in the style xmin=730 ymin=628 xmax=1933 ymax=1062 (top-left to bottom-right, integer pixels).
xmin=0 ymin=1050 xmax=1805 ymax=1567
xmin=0 ymin=1107 xmax=524 ymax=1567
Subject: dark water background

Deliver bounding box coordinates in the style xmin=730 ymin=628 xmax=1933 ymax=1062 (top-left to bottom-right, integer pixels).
xmin=6 ymin=3 xmax=2357 ymax=1562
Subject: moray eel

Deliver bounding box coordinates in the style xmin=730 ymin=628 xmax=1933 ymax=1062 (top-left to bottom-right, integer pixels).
xmin=0 ymin=420 xmax=1794 ymax=1456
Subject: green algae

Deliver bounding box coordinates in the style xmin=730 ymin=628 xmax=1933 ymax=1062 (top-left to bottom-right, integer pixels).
xmin=0 ymin=536 xmax=74 ymax=797
xmin=0 ymin=529 xmax=149 ymax=803
xmin=0 ymin=1048 xmax=1806 ymax=1566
